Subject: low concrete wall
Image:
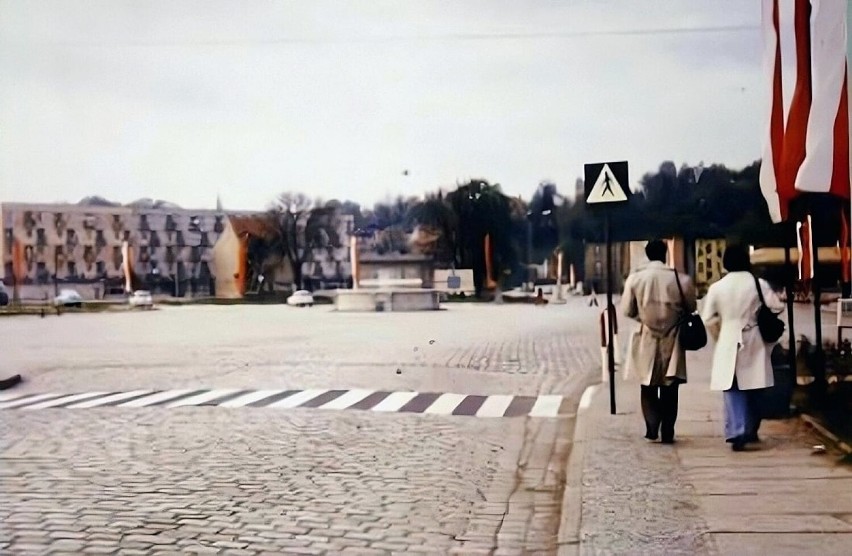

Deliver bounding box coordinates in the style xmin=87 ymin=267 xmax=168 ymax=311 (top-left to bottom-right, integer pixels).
xmin=335 ymin=289 xmax=440 ymax=312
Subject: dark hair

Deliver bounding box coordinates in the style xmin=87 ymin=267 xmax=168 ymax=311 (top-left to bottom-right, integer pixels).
xmin=645 ymin=240 xmax=668 ymax=262
xmin=723 ymin=244 xmax=752 ymax=272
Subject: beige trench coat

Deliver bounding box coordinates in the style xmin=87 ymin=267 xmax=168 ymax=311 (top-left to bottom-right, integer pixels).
xmin=620 ymin=261 xmax=697 ymax=386
xmin=700 ymin=272 xmax=785 ymax=391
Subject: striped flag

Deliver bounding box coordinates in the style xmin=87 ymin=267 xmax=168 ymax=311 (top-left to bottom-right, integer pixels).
xmin=760 ymin=0 xmax=851 ymax=223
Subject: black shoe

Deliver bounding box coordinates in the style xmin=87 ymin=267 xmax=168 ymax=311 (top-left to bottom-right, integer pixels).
xmin=661 ymin=437 xmax=675 ymax=445
xmin=731 ymin=440 xmax=746 ymax=452
xmin=743 ymin=433 xmax=760 ymax=444
xmin=644 ymin=433 xmax=659 ymax=441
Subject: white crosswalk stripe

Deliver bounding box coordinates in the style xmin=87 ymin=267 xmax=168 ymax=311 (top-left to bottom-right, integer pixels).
xmin=475 ymin=395 xmax=515 ymax=418
xmin=528 ymin=395 xmax=564 ymax=417
xmin=371 ymin=391 xmax=419 ymax=412
xmin=0 ymin=393 xmax=64 ymax=410
xmin=319 ymin=389 xmax=374 ymax=410
xmin=23 ymin=392 xmax=111 ymax=410
xmin=166 ymin=389 xmax=241 ymax=408
xmin=218 ymin=390 xmax=283 ymax=408
xmin=68 ymin=390 xmax=152 ymax=408
xmin=424 ymin=393 xmax=468 ymax=415
xmin=267 ymin=389 xmax=327 ymax=409
xmin=119 ymin=390 xmax=196 ymax=408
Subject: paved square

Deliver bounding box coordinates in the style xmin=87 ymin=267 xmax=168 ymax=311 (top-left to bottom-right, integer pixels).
xmin=1 ymin=300 xmax=600 ymax=554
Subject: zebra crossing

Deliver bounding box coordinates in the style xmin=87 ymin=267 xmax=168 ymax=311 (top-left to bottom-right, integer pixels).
xmin=0 ymin=388 xmax=574 ymax=418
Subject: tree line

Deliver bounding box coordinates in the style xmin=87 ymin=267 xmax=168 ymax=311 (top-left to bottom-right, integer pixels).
xmin=251 ymin=159 xmax=848 ymax=297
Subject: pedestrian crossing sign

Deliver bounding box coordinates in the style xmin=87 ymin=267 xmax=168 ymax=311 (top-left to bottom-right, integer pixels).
xmin=584 ymin=161 xmax=630 ymax=205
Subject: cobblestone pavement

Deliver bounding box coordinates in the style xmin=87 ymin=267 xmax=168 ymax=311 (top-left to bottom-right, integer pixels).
xmin=0 ymin=300 xmax=601 ymax=554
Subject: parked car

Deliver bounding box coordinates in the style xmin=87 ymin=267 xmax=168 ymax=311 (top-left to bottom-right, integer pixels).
xmin=54 ymin=289 xmax=83 ymax=308
xmin=287 ymin=290 xmax=314 ymax=307
xmin=128 ymin=290 xmax=154 ymax=309
xmin=0 ymin=283 xmax=8 ymax=306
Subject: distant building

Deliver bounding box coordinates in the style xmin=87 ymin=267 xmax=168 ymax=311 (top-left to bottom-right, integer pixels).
xmin=0 ymin=202 xmax=258 ymax=299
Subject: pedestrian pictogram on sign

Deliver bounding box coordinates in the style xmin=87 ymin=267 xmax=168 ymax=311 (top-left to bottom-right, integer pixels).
xmin=584 ymin=162 xmax=630 ymax=204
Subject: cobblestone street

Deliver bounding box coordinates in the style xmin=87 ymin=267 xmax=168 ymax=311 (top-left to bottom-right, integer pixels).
xmin=0 ymin=300 xmax=601 ymax=554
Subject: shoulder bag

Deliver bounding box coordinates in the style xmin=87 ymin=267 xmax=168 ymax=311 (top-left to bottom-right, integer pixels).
xmin=753 ymin=274 xmax=785 ymax=343
xmin=674 ymin=270 xmax=707 ymax=350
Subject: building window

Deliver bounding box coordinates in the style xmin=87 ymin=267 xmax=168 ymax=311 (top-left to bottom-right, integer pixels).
xmin=3 ymin=229 xmax=12 ymax=255
xmin=67 ymin=261 xmax=77 ymax=277
xmin=66 ymin=229 xmax=77 ymax=249
xmin=190 ymin=246 xmax=201 ymax=263
xmin=3 ymin=262 xmax=12 ymax=283
xmin=96 ymin=261 xmax=106 ymax=275
xmin=188 ymin=216 xmax=201 ymax=232
xmin=36 ymin=228 xmax=47 ymax=248
xmin=176 ymin=231 xmax=185 ymax=247
xmin=36 ymin=262 xmax=48 ymax=284
xmin=112 ymin=246 xmax=122 ymax=270
xmin=199 ymin=232 xmax=210 ymax=247
xmin=140 ymin=214 xmax=150 ymax=232
xmin=95 ymin=230 xmax=106 ymax=250
xmin=165 ymin=214 xmax=177 ymax=231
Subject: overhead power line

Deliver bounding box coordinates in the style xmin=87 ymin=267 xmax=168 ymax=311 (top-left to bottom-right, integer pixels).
xmin=4 ymin=24 xmax=760 ymax=48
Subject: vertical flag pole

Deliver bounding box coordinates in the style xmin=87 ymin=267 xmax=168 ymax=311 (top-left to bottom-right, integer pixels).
xmin=784 ymin=222 xmax=797 ymax=379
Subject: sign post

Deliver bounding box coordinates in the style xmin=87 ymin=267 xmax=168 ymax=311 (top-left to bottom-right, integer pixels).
xmin=584 ymin=161 xmax=630 ymax=415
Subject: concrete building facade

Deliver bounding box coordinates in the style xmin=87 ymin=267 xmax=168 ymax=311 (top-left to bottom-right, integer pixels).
xmin=0 ymin=202 xmax=257 ymax=299
xmin=1 ymin=202 xmax=356 ymax=300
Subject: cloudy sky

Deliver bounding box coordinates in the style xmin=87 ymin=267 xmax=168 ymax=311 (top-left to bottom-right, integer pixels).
xmin=1 ymin=0 xmax=765 ymax=210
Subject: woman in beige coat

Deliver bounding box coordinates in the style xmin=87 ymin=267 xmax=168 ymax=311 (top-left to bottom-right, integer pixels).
xmin=700 ymin=245 xmax=784 ymax=451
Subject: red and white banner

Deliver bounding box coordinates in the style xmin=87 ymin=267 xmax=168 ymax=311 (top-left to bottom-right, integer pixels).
xmin=760 ymin=0 xmax=851 ymax=223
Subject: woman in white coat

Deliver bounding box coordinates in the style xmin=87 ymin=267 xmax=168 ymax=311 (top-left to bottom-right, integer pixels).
xmin=700 ymin=245 xmax=784 ymax=452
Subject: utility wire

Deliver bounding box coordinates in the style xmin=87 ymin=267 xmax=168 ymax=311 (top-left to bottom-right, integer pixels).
xmin=3 ymin=24 xmax=760 ymax=48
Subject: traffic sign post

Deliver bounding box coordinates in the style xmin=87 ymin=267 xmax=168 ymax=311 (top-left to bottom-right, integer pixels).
xmin=584 ymin=161 xmax=630 ymax=415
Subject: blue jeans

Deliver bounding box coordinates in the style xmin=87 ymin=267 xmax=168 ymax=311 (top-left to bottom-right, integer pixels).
xmin=723 ymin=377 xmax=764 ymax=442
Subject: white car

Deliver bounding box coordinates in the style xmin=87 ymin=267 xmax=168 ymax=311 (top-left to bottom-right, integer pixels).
xmin=128 ymin=290 xmax=154 ymax=309
xmin=287 ymin=290 xmax=314 ymax=307
xmin=54 ymin=289 xmax=83 ymax=308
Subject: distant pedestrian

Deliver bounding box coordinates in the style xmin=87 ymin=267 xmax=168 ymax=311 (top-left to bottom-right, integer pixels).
xmin=621 ymin=240 xmax=696 ymax=444
xmin=700 ymin=245 xmax=784 ymax=452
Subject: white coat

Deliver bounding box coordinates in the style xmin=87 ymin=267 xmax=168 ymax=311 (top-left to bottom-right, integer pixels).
xmin=620 ymin=261 xmax=697 ymax=385
xmin=700 ymin=271 xmax=785 ymax=391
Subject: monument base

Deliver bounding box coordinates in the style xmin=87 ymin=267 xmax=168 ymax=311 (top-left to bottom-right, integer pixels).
xmin=335 ymin=289 xmax=441 ymax=312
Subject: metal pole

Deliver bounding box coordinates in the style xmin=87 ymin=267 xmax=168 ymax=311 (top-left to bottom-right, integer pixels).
xmin=605 ymin=211 xmax=616 ymax=414
xmin=812 ymin=231 xmax=826 ymax=389
xmin=527 ymin=217 xmax=533 ymax=290
xmin=784 ymin=231 xmax=797 ymax=379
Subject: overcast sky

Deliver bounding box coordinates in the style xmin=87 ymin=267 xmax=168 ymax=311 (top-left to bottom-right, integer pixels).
xmin=1 ymin=0 xmax=765 ymax=210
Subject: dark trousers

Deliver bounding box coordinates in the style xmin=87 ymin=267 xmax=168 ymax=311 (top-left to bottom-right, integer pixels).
xmin=641 ymin=383 xmax=679 ymax=441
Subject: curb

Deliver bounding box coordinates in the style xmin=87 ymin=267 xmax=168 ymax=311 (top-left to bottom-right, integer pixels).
xmin=556 ymin=383 xmax=599 ymax=555
xmin=800 ymin=413 xmax=852 ymax=456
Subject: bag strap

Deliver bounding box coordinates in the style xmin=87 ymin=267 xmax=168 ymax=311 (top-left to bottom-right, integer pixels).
xmin=752 ymin=273 xmax=767 ymax=308
xmin=673 ymin=268 xmax=687 ymax=306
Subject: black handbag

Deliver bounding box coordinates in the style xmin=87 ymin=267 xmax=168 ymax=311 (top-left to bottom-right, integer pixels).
xmin=674 ymin=270 xmax=707 ymax=351
xmin=754 ymin=274 xmax=785 ymax=343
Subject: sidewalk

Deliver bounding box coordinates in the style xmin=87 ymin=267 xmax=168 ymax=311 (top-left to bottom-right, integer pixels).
xmin=558 ymin=344 xmax=852 ymax=555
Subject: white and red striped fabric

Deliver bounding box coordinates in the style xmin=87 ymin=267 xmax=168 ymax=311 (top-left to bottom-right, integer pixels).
xmin=760 ymin=0 xmax=851 ymax=223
